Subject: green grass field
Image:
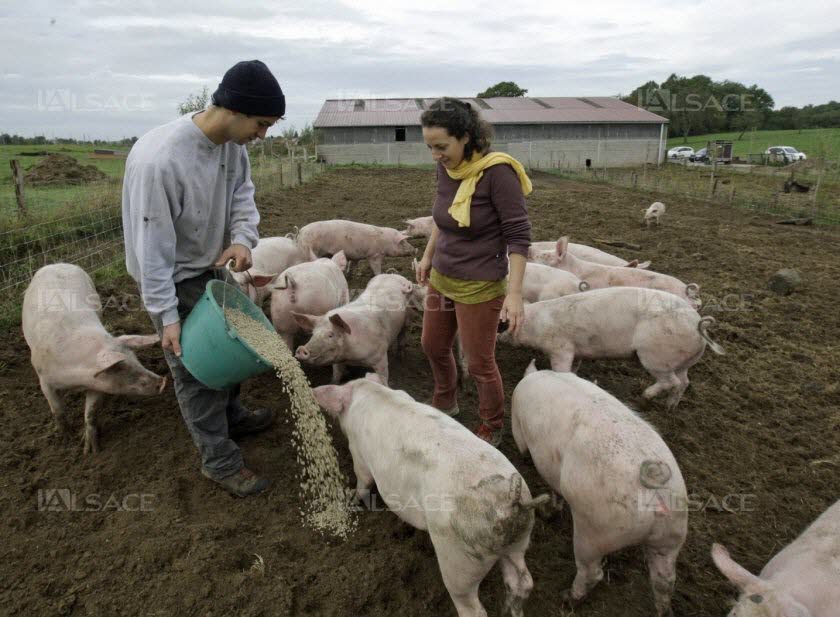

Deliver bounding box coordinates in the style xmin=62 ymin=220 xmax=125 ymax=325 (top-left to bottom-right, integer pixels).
xmin=0 ymin=144 xmax=127 ymax=183
xmin=666 ymin=128 xmax=840 ymax=160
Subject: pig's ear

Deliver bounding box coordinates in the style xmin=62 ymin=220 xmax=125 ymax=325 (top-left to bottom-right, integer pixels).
xmin=117 ymin=334 xmax=160 ymax=349
xmin=711 ymin=544 xmax=765 ymax=592
xmin=292 ymin=312 xmax=317 ymax=332
xmin=556 ymin=236 xmax=569 ymax=259
xmin=626 ymin=259 xmax=639 ymax=268
xmin=524 ymin=359 xmax=538 ymax=376
xmin=364 ymin=373 xmax=384 ymax=385
xmin=312 ymin=385 xmax=351 ymax=417
xmin=329 ymin=313 xmax=352 ymax=335
xmin=332 ymin=250 xmax=348 ymax=272
xmin=95 ymin=349 xmax=128 ymax=376
xmin=250 ymin=272 xmax=280 ymax=289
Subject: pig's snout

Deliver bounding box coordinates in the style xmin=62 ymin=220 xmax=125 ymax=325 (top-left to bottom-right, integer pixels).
xmin=295 ymin=346 xmax=310 ymax=360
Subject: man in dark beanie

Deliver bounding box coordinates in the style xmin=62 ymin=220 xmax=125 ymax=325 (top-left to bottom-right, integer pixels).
xmin=122 ymin=60 xmax=285 ymax=497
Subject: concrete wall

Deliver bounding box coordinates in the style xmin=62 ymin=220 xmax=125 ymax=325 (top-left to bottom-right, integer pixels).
xmin=317 ymin=137 xmax=664 ymax=168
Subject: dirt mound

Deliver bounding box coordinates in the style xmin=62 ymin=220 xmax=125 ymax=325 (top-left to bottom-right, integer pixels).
xmin=24 ymin=153 xmax=108 ymax=186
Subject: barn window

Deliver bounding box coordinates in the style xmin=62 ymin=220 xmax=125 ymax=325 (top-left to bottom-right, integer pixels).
xmin=585 ymin=159 xmax=592 ymax=168
xmin=395 ymin=127 xmax=406 ymax=142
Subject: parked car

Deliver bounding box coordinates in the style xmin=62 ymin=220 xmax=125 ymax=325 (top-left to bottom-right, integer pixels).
xmin=765 ymin=146 xmax=807 ymax=163
xmin=668 ymin=146 xmax=694 ymax=160
xmin=689 ymin=148 xmax=709 ymax=163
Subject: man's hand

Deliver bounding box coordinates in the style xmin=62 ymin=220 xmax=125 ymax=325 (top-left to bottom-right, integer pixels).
xmin=162 ymin=322 xmax=182 ymax=357
xmin=215 ymin=243 xmax=253 ymax=272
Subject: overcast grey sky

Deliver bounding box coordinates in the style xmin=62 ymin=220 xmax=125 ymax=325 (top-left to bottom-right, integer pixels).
xmin=2 ymin=0 xmax=838 ymax=140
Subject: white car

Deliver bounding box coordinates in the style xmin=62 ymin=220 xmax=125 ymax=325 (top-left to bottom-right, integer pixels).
xmin=765 ymin=146 xmax=807 ymax=162
xmin=668 ymin=146 xmax=695 ymax=160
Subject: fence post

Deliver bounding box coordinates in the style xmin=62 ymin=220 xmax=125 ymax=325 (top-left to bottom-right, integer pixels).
xmin=10 ymin=159 xmax=27 ymax=217
xmin=297 ymin=162 xmax=303 ymax=186
xmin=811 ymin=168 xmax=823 ymax=221
xmin=279 ymin=161 xmax=284 ymax=187
xmin=729 ymin=184 xmax=736 ymax=205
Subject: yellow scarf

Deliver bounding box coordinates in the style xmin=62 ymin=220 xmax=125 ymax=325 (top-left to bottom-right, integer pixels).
xmin=445 ymin=151 xmax=532 ymax=227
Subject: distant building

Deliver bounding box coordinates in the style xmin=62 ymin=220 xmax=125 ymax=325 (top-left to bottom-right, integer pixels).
xmin=313 ymin=97 xmax=668 ymax=168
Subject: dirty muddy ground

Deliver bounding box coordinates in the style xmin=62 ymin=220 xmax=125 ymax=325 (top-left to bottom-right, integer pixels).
xmin=1 ymin=168 xmax=838 ymax=616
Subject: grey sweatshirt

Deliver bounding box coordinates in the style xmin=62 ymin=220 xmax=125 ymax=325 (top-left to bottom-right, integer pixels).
xmin=122 ymin=113 xmax=260 ymax=326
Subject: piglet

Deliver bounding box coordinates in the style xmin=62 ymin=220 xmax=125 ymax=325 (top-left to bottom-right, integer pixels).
xmin=712 ymin=499 xmax=840 ymax=617
xmin=530 ymin=237 xmax=700 ymax=309
xmin=269 ymin=251 xmax=349 ymax=350
xmin=498 ymin=287 xmax=724 ymax=408
xmin=314 ymin=374 xmax=548 ymax=617
xmin=293 ymin=273 xmax=422 ymax=384
xmin=296 ymin=219 xmax=416 ymax=276
xmin=645 ymin=202 xmax=666 ymax=227
xmin=22 ymin=264 xmax=166 ymax=453
xmin=529 ymin=239 xmax=650 ymax=269
xmin=512 ymin=361 xmax=687 ymax=616
xmin=228 ymin=236 xmax=315 ymax=305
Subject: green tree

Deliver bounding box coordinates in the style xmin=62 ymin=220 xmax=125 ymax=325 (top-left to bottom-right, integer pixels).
xmin=477 ymin=81 xmax=527 ymax=98
xmin=177 ymin=86 xmax=210 ymax=115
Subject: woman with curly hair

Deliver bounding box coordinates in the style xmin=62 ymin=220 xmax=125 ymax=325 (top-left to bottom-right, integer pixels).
xmin=415 ymin=97 xmax=532 ymax=446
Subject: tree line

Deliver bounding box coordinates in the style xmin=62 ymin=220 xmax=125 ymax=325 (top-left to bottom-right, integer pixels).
xmin=621 ymin=74 xmax=840 ymax=140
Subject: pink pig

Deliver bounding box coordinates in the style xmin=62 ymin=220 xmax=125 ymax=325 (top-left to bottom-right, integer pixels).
xmin=296 ymin=219 xmax=416 ymax=275
xmin=403 ymin=215 xmax=435 ymax=238
xmin=522 ymin=262 xmax=589 ymax=302
xmin=712 ymin=499 xmax=840 ymax=617
xmin=313 ymin=374 xmax=547 ymax=617
xmin=529 ymin=237 xmax=700 ymax=309
xmin=512 ymin=361 xmax=688 ymax=616
xmin=498 ymin=287 xmax=724 ymax=409
xmin=293 ymin=273 xmax=422 ymax=384
xmin=228 ymin=236 xmax=315 ymax=305
xmin=269 ymin=251 xmax=349 ymax=350
xmin=530 ymin=239 xmax=650 ymax=269
xmin=22 ymin=264 xmax=166 ymax=454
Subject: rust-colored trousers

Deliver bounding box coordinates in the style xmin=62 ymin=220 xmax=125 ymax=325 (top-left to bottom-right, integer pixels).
xmin=420 ymin=285 xmax=505 ymax=429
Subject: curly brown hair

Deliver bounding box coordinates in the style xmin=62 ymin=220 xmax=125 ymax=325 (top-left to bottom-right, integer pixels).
xmin=420 ymin=98 xmax=493 ymax=160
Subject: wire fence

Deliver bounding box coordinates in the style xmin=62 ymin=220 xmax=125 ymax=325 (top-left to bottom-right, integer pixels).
xmin=0 ymin=158 xmax=327 ymax=327
xmin=547 ymin=161 xmax=840 ymax=225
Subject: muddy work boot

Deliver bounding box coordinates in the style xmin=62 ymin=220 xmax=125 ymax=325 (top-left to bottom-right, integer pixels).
xmin=229 ymin=408 xmax=275 ymax=439
xmin=202 ymin=467 xmax=270 ymax=497
xmin=474 ymin=422 xmax=503 ymax=447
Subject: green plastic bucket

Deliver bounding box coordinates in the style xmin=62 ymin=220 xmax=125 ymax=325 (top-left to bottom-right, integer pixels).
xmin=180 ymin=279 xmax=275 ymax=390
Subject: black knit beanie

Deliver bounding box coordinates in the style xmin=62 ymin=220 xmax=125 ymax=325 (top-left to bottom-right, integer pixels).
xmin=212 ymin=60 xmax=285 ymax=117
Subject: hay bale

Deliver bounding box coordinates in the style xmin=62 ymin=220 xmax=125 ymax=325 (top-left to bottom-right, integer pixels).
xmin=768 ymin=269 xmax=802 ymax=295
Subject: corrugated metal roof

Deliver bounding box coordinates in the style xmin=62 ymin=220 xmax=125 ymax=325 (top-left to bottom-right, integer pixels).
xmin=314 ymin=96 xmax=667 ymax=127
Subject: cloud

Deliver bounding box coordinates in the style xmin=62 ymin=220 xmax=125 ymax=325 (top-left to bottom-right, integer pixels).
xmin=1 ymin=0 xmax=838 ymax=138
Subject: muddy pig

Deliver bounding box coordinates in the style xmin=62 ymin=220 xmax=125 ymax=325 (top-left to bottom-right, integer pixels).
xmin=314 ymin=374 xmax=548 ymax=617
xmin=512 ymin=361 xmax=688 ymax=616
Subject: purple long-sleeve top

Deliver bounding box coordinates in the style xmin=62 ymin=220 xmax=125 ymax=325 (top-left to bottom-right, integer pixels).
xmin=431 ymin=161 xmax=532 ymax=281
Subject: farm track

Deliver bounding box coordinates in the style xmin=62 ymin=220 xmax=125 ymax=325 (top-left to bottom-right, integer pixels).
xmin=1 ymin=167 xmax=838 ymax=616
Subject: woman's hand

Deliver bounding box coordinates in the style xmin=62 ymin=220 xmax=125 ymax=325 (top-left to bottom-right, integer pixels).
xmin=500 ymin=292 xmax=525 ymax=335
xmin=415 ymin=254 xmax=432 ymax=286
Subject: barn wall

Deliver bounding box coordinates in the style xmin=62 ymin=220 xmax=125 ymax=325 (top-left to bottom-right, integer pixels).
xmin=317 ymin=123 xmax=666 ymax=168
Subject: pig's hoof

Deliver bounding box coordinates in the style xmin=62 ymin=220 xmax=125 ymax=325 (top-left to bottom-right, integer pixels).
xmin=560 ymin=589 xmax=581 ymax=606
